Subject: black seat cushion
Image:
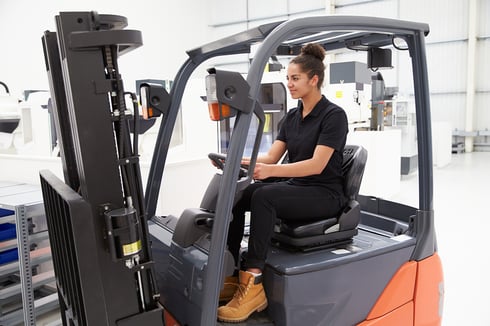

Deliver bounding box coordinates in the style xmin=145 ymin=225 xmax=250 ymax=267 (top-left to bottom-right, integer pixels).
xmin=273 ymin=145 xmax=367 ymax=249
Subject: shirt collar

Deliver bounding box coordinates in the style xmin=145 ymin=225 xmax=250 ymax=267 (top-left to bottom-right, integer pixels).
xmin=298 ymin=95 xmax=328 ymax=118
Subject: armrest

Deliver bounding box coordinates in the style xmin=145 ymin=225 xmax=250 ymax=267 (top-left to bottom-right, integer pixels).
xmin=339 ymin=200 xmax=361 ymax=231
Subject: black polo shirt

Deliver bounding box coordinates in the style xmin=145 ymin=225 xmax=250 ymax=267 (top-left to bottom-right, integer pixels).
xmin=277 ymin=95 xmax=348 ymax=196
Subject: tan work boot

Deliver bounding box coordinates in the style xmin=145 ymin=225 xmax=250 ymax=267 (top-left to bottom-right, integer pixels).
xmin=219 ymin=275 xmax=238 ymax=302
xmin=217 ymin=270 xmax=268 ymax=323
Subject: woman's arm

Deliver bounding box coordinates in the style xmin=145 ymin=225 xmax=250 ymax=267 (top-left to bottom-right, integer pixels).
xmin=252 ymin=144 xmax=334 ymax=180
xmin=242 ymin=140 xmax=287 ymax=165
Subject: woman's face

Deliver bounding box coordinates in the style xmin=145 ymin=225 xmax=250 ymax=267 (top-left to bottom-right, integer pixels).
xmin=286 ymin=63 xmax=318 ymax=99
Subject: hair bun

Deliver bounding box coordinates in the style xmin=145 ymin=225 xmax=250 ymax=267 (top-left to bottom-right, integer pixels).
xmin=300 ymin=43 xmax=326 ymax=61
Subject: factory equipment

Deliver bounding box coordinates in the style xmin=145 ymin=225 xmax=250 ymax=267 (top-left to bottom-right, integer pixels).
xmin=0 ymin=85 xmax=56 ymax=156
xmin=371 ymin=76 xmax=418 ymax=175
xmin=0 ymin=81 xmax=20 ymax=153
xmin=40 ymin=12 xmax=443 ymax=326
xmin=371 ymin=71 xmax=385 ymax=131
xmin=327 ymin=61 xmax=371 ymax=130
xmin=387 ymin=97 xmax=418 ymax=174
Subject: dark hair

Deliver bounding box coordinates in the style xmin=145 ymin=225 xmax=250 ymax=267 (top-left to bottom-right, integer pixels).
xmin=290 ymin=43 xmax=326 ymax=89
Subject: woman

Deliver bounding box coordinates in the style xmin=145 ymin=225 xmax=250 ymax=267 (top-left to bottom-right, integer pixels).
xmin=217 ymin=43 xmax=348 ymax=323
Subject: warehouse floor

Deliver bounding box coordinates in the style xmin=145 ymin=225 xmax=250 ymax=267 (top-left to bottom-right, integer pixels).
xmin=35 ymin=151 xmax=490 ymax=326
xmin=428 ymin=151 xmax=490 ymax=326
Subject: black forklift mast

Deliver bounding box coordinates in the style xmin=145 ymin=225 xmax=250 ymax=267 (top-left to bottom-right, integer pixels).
xmin=40 ymin=12 xmax=164 ymax=325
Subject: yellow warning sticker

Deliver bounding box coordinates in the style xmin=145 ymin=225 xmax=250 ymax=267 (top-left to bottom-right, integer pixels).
xmin=336 ymin=90 xmax=343 ymax=98
xmin=123 ymin=240 xmax=142 ymax=256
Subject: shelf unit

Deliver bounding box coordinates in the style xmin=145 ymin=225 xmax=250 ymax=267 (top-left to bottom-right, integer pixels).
xmin=0 ymin=181 xmax=58 ymax=326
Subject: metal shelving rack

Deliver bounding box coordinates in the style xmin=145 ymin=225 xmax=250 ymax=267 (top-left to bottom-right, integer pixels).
xmin=0 ymin=181 xmax=58 ymax=326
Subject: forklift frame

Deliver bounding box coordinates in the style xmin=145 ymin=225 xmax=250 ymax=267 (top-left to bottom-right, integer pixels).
xmin=144 ymin=15 xmax=438 ymax=325
xmin=40 ymin=12 xmax=442 ymax=326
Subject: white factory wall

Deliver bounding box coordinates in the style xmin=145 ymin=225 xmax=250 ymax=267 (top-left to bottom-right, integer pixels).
xmin=0 ymin=0 xmax=217 ymax=216
xmin=343 ymin=0 xmax=487 ymax=133
xmin=0 ymin=0 xmax=211 ymax=99
xmin=208 ymin=0 xmax=490 ymax=135
xmin=1 ymin=2 xmax=490 ymax=325
xmin=1 ymin=0 xmax=489 ymax=208
xmin=2 ymin=0 xmax=488 ymax=158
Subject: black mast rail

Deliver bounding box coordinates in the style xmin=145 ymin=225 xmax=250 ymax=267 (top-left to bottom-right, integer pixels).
xmin=41 ymin=11 xmax=163 ymax=326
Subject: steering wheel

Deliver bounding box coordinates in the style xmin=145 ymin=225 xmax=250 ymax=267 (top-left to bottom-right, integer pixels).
xmin=208 ymin=153 xmax=248 ymax=178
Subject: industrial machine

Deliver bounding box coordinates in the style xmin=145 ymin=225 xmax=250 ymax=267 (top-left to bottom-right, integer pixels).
xmin=326 ymin=61 xmax=372 ymax=129
xmin=39 ymin=12 xmax=443 ymax=326
xmin=0 ymin=83 xmax=55 ymax=156
xmin=0 ymin=81 xmax=20 ymax=153
xmin=370 ymin=76 xmax=418 ymax=175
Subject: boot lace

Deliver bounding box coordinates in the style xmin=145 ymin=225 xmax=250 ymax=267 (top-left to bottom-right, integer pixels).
xmin=233 ymin=278 xmax=253 ymax=303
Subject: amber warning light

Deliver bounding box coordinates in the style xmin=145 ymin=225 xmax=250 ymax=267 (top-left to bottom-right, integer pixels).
xmin=205 ymin=74 xmax=234 ymax=121
xmin=140 ymin=85 xmax=155 ymax=119
xmin=139 ymin=83 xmax=169 ymax=120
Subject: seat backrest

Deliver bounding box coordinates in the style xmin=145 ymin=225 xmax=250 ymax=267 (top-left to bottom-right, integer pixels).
xmin=341 ymin=145 xmax=368 ymax=200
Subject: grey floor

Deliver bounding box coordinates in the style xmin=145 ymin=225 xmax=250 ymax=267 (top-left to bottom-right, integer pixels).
xmin=36 ymin=151 xmax=490 ymax=326
xmin=394 ymin=151 xmax=490 ymax=326
xmin=430 ymin=152 xmax=490 ymax=326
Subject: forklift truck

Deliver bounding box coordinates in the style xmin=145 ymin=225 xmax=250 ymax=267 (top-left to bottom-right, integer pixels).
xmin=39 ymin=11 xmax=443 ymax=326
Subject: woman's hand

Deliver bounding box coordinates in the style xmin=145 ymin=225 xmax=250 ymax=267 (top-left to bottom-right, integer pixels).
xmin=253 ymin=163 xmax=273 ymax=180
xmin=241 ymin=158 xmax=251 ymax=167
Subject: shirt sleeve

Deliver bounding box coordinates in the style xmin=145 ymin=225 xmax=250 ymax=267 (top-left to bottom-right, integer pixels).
xmin=317 ymin=108 xmax=348 ymax=152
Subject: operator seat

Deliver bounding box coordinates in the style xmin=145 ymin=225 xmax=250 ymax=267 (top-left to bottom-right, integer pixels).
xmin=272 ymin=144 xmax=368 ymax=251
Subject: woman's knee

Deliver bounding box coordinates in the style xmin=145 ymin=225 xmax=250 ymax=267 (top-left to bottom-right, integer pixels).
xmin=250 ymin=185 xmax=277 ymax=203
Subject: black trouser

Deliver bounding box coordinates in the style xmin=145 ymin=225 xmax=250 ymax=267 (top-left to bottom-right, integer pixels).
xmin=227 ymin=180 xmax=345 ymax=271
